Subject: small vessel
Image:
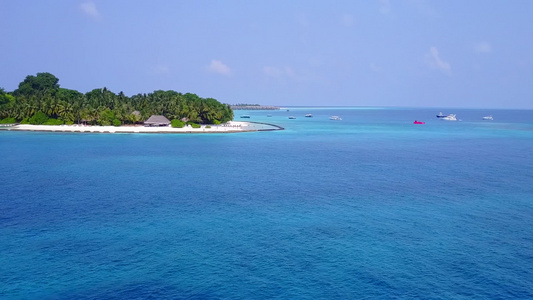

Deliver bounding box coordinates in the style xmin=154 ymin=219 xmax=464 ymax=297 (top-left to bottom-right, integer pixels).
xmin=288 ymin=116 xmax=296 ymax=119
xmin=436 ymin=112 xmax=446 ymax=118
xmin=267 ymin=114 xmax=272 ymax=117
xmin=240 ymin=115 xmax=250 ymax=119
xmin=330 ymin=116 xmax=342 ymax=120
xmin=413 ymin=120 xmax=425 ymax=124
xmin=441 ymin=114 xmax=457 ymax=121
xmin=305 ymin=114 xmax=313 ymax=118
xmin=482 ymin=115 xmax=493 ymax=120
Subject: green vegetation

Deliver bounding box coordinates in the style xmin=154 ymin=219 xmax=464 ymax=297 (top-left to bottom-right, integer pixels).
xmin=0 ymin=88 xmax=15 ymax=106
xmin=29 ymin=111 xmax=49 ymax=125
xmin=171 ymin=119 xmax=185 ymax=128
xmin=43 ymin=118 xmax=64 ymax=125
xmin=0 ymin=117 xmax=16 ymax=124
xmin=0 ymin=73 xmax=234 ymax=125
xmin=189 ymin=122 xmax=201 ymax=129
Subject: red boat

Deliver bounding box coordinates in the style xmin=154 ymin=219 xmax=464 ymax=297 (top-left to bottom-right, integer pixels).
xmin=413 ymin=120 xmax=425 ymax=124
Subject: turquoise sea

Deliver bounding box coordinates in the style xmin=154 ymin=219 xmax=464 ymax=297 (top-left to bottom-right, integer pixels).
xmin=1 ymin=107 xmax=532 ymax=299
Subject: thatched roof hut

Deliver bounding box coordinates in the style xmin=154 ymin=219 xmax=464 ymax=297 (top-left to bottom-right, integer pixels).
xmin=144 ymin=115 xmax=171 ymax=126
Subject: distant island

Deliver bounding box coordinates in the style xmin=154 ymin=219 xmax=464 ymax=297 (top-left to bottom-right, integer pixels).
xmin=0 ymin=72 xmax=234 ymax=127
xmin=231 ymin=104 xmax=280 ymax=110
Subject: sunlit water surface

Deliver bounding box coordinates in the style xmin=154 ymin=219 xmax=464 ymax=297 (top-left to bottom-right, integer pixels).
xmin=1 ymin=107 xmax=532 ymax=299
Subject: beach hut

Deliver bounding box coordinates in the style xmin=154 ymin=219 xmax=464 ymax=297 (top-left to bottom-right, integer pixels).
xmin=144 ymin=115 xmax=171 ymax=127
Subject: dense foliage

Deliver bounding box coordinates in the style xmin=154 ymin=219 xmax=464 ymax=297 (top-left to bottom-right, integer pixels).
xmin=171 ymin=119 xmax=185 ymax=128
xmin=0 ymin=73 xmax=233 ymax=125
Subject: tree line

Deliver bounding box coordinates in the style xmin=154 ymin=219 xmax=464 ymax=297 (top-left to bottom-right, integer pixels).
xmin=0 ymin=72 xmax=233 ymax=125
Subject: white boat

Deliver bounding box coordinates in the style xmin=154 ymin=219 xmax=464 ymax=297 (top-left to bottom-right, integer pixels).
xmin=288 ymin=116 xmax=296 ymax=119
xmin=482 ymin=115 xmax=493 ymax=120
xmin=436 ymin=112 xmax=446 ymax=118
xmin=441 ymin=114 xmax=457 ymax=121
xmin=330 ymin=116 xmax=342 ymax=120
xmin=305 ymin=114 xmax=313 ymax=117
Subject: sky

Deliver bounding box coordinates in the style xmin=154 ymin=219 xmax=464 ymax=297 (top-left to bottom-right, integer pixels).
xmin=1 ymin=1 xmax=532 ymax=109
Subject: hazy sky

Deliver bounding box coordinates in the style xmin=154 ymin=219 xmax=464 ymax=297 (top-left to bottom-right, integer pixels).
xmin=1 ymin=1 xmax=532 ymax=108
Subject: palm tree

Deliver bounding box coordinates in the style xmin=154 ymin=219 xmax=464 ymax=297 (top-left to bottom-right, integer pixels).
xmin=57 ymin=101 xmax=75 ymax=123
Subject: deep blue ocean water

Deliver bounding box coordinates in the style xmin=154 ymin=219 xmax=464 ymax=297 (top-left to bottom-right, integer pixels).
xmin=1 ymin=107 xmax=532 ymax=299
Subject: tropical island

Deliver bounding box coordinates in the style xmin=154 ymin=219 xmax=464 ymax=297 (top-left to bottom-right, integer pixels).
xmin=0 ymin=73 xmax=282 ymax=133
xmin=0 ymin=72 xmax=233 ymax=126
xmin=230 ymin=104 xmax=280 ymax=110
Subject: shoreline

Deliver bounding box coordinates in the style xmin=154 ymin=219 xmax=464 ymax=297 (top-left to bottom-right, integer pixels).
xmin=1 ymin=121 xmax=283 ymax=134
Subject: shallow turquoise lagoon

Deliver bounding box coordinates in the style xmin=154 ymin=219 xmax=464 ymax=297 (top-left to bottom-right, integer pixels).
xmin=1 ymin=107 xmax=532 ymax=299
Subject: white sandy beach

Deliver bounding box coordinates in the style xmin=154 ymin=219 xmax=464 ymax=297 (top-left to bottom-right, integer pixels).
xmin=4 ymin=121 xmax=260 ymax=134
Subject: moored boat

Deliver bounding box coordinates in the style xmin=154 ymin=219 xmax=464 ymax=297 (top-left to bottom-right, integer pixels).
xmin=305 ymin=114 xmax=313 ymax=117
xmin=330 ymin=116 xmax=342 ymax=120
xmin=482 ymin=115 xmax=493 ymax=120
xmin=441 ymin=114 xmax=457 ymax=121
xmin=240 ymin=115 xmax=250 ymax=119
xmin=413 ymin=120 xmax=425 ymax=124
xmin=288 ymin=116 xmax=296 ymax=119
